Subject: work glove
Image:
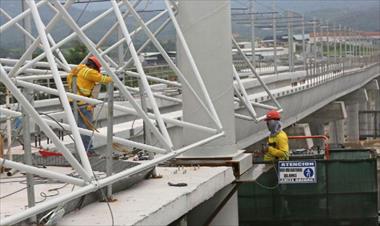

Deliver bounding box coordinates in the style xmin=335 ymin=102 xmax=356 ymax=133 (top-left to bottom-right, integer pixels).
xmin=102 ymin=75 xmax=113 ymax=83
xmin=86 ymin=105 xmax=95 ymax=112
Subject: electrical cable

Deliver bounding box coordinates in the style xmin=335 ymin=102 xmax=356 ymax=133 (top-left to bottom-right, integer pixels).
xmin=92 ymin=172 xmax=114 ymax=226
xmin=35 ymin=183 xmax=69 ymax=204
xmin=38 ymin=112 xmax=75 ymax=143
xmin=0 ymin=187 xmax=27 ymax=200
xmin=253 ymin=160 xmax=279 ymax=190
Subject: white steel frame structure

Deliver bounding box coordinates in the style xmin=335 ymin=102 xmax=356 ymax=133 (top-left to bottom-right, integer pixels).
xmin=232 ymin=36 xmax=283 ymax=122
xmin=0 ymin=1 xmax=224 ymax=225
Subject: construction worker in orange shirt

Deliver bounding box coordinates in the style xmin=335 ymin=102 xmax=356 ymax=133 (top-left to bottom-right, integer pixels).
xmin=67 ymin=56 xmax=112 ymax=154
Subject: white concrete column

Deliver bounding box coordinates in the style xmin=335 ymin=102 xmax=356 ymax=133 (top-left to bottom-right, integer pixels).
xmin=301 ymin=101 xmax=347 ymax=146
xmin=366 ymin=80 xmax=380 ymax=137
xmin=210 ymin=193 xmax=238 ymax=226
xmin=177 ymin=1 xmax=236 ymax=156
xmin=309 ymin=122 xmax=326 ymax=147
xmin=375 ymin=79 xmax=380 ymax=111
xmin=359 ymin=99 xmax=368 ymax=138
xmin=340 ymin=89 xmax=368 ymax=142
xmin=285 ymin=124 xmax=314 ymax=149
xmin=329 ymin=120 xmax=345 ymax=144
xmin=346 ymin=102 xmax=360 ymax=141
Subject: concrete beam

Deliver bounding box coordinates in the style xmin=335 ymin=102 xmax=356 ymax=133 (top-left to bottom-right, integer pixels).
xmin=340 ymin=88 xmax=368 ymax=103
xmin=340 ymin=89 xmax=369 ymax=142
xmin=365 ymin=79 xmax=380 ymax=91
xmin=285 ymin=124 xmax=314 ymax=149
xmin=301 ymin=101 xmax=347 ymax=123
xmin=328 ymin=120 xmax=345 ymax=145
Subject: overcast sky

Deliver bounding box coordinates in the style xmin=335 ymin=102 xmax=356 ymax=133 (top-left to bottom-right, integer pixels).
xmin=69 ymin=0 xmax=380 ymax=13
xmin=1 ymin=0 xmax=378 ymax=15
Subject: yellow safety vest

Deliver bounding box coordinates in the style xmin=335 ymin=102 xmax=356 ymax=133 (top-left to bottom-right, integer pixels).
xmin=264 ymin=130 xmax=290 ymax=161
xmin=67 ymin=64 xmax=112 ymax=105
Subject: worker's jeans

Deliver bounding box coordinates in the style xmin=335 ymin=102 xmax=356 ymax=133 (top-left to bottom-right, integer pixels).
xmin=72 ymin=104 xmax=93 ymax=151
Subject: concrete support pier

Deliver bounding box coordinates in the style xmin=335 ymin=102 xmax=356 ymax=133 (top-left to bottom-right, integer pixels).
xmin=177 ymin=0 xmax=236 ymax=156
xmin=365 ymin=80 xmax=380 ymax=138
xmin=301 ymin=101 xmax=347 ymax=146
xmin=340 ymin=89 xmax=368 ymax=142
xmin=176 ymin=0 xmax=252 ymax=177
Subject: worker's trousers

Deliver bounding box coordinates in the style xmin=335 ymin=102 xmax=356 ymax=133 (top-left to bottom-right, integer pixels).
xmin=74 ymin=105 xmax=93 ymax=151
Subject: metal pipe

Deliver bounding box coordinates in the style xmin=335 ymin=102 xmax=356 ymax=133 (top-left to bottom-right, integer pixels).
xmin=51 ymin=0 xmax=173 ymax=152
xmin=22 ymin=87 xmax=36 ymax=215
xmin=106 ymin=83 xmax=114 ymax=198
xmin=17 ymin=1 xmax=123 ymax=76
xmin=0 ymin=158 xmax=86 ymax=186
xmin=72 ymin=76 xmax=79 ymax=155
xmin=27 ymin=0 xmax=94 ymax=177
xmin=125 ymin=0 xmax=222 ymax=131
xmin=127 ymin=86 xmax=182 ymax=103
xmin=14 ymin=80 xmax=217 ymax=134
xmin=112 ymin=0 xmax=173 ymax=148
xmin=0 ymin=62 xmax=91 ymax=182
xmin=7 ymin=1 xmax=74 ymax=78
xmin=232 ymin=37 xmax=282 ymax=110
xmin=165 ymin=0 xmax=223 ymax=131
xmin=0 ymin=9 xmax=35 ymax=44
xmin=126 ymin=71 xmax=181 ymax=88
xmin=121 ymin=17 xmax=172 ymax=69
xmin=13 ymin=73 xmax=67 ymax=81
xmin=0 ymin=108 xmax=168 ymax=154
xmin=0 ymin=131 xmax=225 ymax=226
xmin=232 ymin=66 xmax=257 ymax=119
xmin=81 ymin=0 xmax=143 ymax=64
xmin=5 ymin=89 xmax=12 ymax=161
xmin=100 ymin=7 xmax=167 ymax=59
xmin=0 ymin=0 xmax=46 ymax=32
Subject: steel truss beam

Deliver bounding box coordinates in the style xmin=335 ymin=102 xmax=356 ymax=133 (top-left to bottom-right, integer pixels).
xmin=0 ymin=1 xmax=225 ymax=224
xmin=232 ymin=36 xmax=283 ymax=121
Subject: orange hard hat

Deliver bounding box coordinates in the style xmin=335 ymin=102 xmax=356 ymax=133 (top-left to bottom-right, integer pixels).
xmin=88 ymin=56 xmax=101 ymax=71
xmin=265 ymin=110 xmax=280 ymax=121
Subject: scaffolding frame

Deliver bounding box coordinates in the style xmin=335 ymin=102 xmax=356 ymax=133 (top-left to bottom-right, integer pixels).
xmin=0 ymin=1 xmax=224 ymax=225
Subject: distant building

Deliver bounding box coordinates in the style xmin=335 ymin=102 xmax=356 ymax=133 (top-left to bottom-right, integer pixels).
xmin=309 ymin=31 xmax=380 ymax=45
xmin=140 ymin=51 xmax=176 ymax=66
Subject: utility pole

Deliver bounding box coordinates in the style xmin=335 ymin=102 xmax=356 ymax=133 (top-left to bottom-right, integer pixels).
xmin=326 ymin=21 xmax=330 ymax=71
xmin=287 ymin=11 xmax=293 ymax=72
xmin=250 ymin=0 xmax=256 ymax=67
xmin=302 ymin=14 xmax=306 ymax=71
xmin=350 ymin=27 xmax=353 ymax=67
xmin=272 ymin=0 xmax=277 ymax=74
xmin=339 ymin=24 xmax=342 ymax=59
xmin=313 ymin=17 xmax=317 ymax=76
xmin=333 ymin=24 xmax=337 ymax=65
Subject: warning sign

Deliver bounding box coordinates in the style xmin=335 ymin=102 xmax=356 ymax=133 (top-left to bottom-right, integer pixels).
xmin=278 ymin=160 xmax=317 ymax=184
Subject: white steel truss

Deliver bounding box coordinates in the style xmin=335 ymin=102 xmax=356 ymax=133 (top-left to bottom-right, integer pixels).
xmin=232 ymin=36 xmax=283 ymax=122
xmin=0 ymin=1 xmax=224 ymax=225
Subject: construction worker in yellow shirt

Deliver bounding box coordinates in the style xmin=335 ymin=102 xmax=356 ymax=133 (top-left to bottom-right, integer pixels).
xmin=263 ymin=110 xmax=289 ymax=161
xmin=67 ymin=56 xmax=112 ymax=154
